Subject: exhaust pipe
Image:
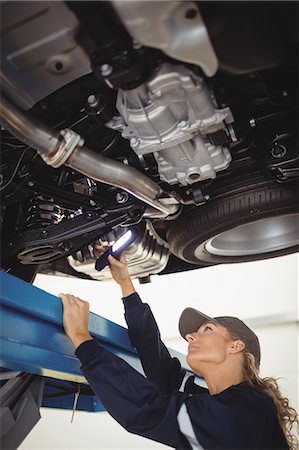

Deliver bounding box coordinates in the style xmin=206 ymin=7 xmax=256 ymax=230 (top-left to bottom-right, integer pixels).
xmin=0 ymin=96 xmax=179 ymax=217
xmin=0 ymin=96 xmax=60 ymax=156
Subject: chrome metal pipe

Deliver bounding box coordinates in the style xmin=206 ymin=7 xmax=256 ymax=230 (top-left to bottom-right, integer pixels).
xmin=0 ymin=96 xmax=179 ymax=217
xmin=0 ymin=96 xmax=60 ymax=156
xmin=66 ymin=147 xmax=178 ymax=216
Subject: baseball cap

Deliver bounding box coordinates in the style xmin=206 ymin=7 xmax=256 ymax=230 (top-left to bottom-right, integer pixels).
xmin=179 ymin=308 xmax=261 ymax=366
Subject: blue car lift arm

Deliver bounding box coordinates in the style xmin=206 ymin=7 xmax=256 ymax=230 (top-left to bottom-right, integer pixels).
xmin=0 ymin=271 xmax=144 ymax=384
xmin=0 ymin=271 xmax=190 ymax=395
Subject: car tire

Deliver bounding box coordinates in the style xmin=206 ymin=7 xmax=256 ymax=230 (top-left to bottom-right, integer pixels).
xmin=166 ymin=179 xmax=299 ymax=265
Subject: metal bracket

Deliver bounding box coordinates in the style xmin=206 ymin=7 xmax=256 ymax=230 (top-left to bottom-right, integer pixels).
xmin=41 ymin=128 xmax=84 ymax=169
xmin=112 ymin=1 xmax=218 ymax=77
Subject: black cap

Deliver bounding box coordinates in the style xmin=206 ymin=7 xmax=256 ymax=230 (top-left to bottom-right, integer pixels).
xmin=179 ymin=307 xmax=261 ymax=366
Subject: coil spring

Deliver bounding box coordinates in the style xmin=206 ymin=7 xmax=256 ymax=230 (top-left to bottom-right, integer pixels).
xmin=25 ymin=194 xmax=63 ymax=229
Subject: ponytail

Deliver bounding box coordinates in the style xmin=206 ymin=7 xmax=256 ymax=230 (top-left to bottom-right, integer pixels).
xmin=243 ymin=352 xmax=298 ymax=450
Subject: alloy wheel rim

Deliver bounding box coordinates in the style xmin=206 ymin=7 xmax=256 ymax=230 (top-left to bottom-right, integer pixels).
xmin=201 ymin=213 xmax=299 ymax=257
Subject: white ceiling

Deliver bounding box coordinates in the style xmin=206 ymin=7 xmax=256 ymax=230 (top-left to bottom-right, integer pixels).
xmin=34 ymin=252 xmax=298 ymax=345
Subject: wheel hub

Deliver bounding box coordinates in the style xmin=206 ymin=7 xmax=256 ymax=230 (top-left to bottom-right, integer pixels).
xmin=202 ymin=214 xmax=299 ymax=257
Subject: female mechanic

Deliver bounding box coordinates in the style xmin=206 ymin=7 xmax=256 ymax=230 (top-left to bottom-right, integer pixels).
xmin=60 ymin=254 xmax=298 ymax=449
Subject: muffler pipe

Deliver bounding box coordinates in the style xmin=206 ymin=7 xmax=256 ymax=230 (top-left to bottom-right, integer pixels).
xmin=0 ymin=96 xmax=60 ymax=156
xmin=0 ymin=96 xmax=178 ymax=217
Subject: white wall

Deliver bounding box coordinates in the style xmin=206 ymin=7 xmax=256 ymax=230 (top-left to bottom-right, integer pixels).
xmin=19 ymin=253 xmax=298 ymax=449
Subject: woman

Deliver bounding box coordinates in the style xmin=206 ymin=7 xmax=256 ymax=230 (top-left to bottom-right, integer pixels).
xmin=60 ymin=254 xmax=298 ymax=449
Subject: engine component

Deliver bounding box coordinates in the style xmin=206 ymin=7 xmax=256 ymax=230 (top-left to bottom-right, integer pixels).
xmin=73 ymin=177 xmax=98 ymax=197
xmin=69 ymin=222 xmax=170 ymax=281
xmin=108 ymin=64 xmax=233 ymax=186
xmin=63 ymin=2 xmax=154 ymax=90
xmin=112 ymin=1 xmax=218 ymax=77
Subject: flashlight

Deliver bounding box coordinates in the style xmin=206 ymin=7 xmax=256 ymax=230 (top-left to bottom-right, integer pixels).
xmin=95 ymin=229 xmax=136 ymax=271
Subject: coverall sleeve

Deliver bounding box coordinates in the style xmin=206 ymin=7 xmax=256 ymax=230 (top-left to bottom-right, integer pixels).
xmin=76 ymin=341 xmax=287 ymax=450
xmin=75 ymin=339 xmax=190 ymax=449
xmin=122 ymin=292 xmax=186 ymax=393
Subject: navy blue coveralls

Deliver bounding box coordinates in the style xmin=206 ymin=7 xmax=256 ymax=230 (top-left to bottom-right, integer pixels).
xmin=75 ymin=292 xmax=288 ymax=449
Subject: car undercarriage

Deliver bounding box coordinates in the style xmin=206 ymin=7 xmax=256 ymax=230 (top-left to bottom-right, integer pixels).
xmin=1 ymin=1 xmax=298 ymax=283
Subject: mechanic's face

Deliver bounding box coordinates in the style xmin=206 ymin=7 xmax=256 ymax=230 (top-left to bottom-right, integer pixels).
xmin=185 ymin=322 xmax=234 ymax=373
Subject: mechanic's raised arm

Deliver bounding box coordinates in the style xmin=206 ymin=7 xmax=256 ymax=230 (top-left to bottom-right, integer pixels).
xmin=108 ymin=254 xmax=186 ymax=394
xmin=59 ymin=292 xmax=189 ymax=449
xmin=75 ymin=339 xmax=188 ymax=449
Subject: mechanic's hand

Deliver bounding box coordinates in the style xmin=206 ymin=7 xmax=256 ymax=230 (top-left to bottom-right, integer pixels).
xmin=93 ymin=240 xmax=111 ymax=259
xmin=108 ymin=253 xmax=136 ymax=297
xmin=108 ymin=253 xmax=129 ymax=284
xmin=59 ymin=293 xmax=93 ymax=349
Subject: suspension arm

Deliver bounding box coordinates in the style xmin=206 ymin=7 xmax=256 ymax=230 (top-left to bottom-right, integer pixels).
xmin=5 ymin=206 xmax=137 ymax=265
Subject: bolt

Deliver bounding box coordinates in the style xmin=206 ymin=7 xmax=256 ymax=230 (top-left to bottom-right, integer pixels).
xmin=282 ymin=90 xmax=288 ymax=97
xmin=179 ymin=121 xmax=189 ymax=131
xmin=41 ymin=229 xmax=48 ymax=237
xmin=204 ymin=194 xmax=210 ymax=201
xmin=86 ymin=211 xmax=93 ymax=219
xmin=116 ymin=191 xmax=129 ymax=204
xmin=130 ymin=137 xmax=139 ymax=148
xmin=271 ymin=144 xmax=287 ymax=159
xmin=61 ymin=242 xmax=71 ymax=252
xmin=185 ymin=8 xmax=197 ymax=19
xmin=87 ymin=95 xmax=98 ymax=108
xmin=100 ymin=64 xmax=113 ymax=77
xmin=55 ymin=61 xmax=63 ymax=71
xmin=119 ymin=50 xmax=129 ymax=63
xmin=249 ymin=118 xmax=256 ymax=128
xmin=27 ymin=181 xmax=34 ymax=187
xmin=89 ymin=199 xmax=96 ymax=206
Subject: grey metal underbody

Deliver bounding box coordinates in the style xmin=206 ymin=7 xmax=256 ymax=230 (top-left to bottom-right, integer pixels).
xmin=68 ymin=221 xmax=170 ymax=281
xmin=0 ymin=1 xmax=92 ymax=110
xmin=112 ymin=0 xmax=218 ymax=77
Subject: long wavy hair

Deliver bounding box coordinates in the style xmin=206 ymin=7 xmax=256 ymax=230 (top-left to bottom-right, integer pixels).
xmin=242 ymin=350 xmax=298 ymax=450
